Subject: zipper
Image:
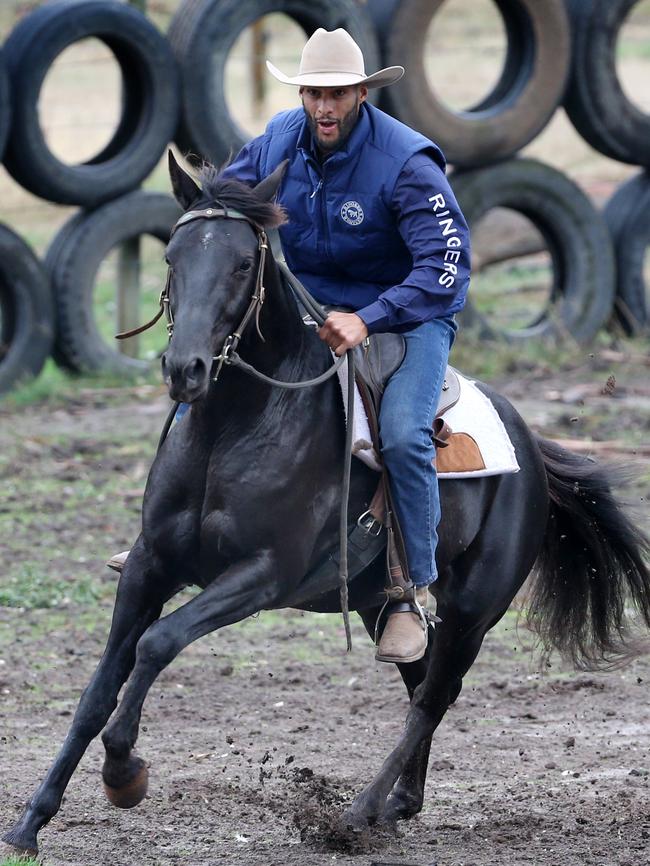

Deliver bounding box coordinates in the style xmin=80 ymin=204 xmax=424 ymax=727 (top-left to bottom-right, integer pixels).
xmin=310 ymin=179 xmax=322 ymax=199
xmin=319 ymin=168 xmax=333 ymax=262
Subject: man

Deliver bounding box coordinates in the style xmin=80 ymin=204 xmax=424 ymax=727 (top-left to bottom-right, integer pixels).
xmin=220 ymin=28 xmax=470 ymax=664
xmin=111 ymin=28 xmax=470 ymax=664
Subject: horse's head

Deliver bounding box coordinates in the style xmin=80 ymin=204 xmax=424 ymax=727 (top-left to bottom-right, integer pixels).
xmin=162 ymin=151 xmax=287 ymax=403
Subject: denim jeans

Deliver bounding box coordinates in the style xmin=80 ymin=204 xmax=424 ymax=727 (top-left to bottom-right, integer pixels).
xmin=379 ymin=316 xmax=457 ymax=587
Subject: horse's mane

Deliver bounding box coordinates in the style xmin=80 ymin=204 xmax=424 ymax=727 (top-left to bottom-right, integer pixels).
xmin=198 ymin=164 xmax=286 ymax=229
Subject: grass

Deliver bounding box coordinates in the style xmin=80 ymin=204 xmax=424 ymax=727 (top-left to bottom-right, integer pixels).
xmin=0 ymin=859 xmax=40 ymax=866
xmin=470 ymin=258 xmax=553 ymax=330
xmin=449 ymin=327 xmax=578 ymax=381
xmin=0 ymin=359 xmax=161 ymax=408
xmin=0 ymin=563 xmax=103 ymax=610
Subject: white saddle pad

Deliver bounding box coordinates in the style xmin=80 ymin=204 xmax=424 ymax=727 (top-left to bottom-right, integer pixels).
xmin=336 ymin=359 xmax=520 ymax=478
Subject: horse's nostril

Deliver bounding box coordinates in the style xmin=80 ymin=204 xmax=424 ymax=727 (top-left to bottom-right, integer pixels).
xmin=185 ymin=357 xmax=206 ymax=383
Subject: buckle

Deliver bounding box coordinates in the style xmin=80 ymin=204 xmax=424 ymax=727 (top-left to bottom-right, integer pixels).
xmin=357 ymin=509 xmax=383 ymax=537
xmin=212 ymin=335 xmax=235 ymax=381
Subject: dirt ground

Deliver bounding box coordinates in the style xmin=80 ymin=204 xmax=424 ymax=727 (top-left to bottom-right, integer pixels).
xmin=1 ymin=352 xmax=649 ymax=866
xmin=0 ymin=2 xmax=649 ymax=862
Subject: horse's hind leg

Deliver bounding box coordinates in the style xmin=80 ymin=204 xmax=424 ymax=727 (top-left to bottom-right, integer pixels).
xmin=385 ymin=658 xmax=437 ymax=821
xmin=348 ymin=601 xmax=491 ymax=828
xmin=358 ymin=609 xmax=438 ymax=822
xmin=349 ymin=541 xmax=538 ymax=826
xmin=2 ymin=540 xmax=169 ymax=856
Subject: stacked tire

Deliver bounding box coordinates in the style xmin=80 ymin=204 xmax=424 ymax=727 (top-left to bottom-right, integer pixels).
xmin=563 ymin=0 xmax=650 ymax=334
xmin=168 ymin=0 xmax=380 ymax=165
xmin=367 ymin=0 xmax=634 ymax=343
xmin=0 ymin=45 xmax=54 ymax=395
xmin=1 ymin=0 xmax=649 ymax=392
xmin=0 ymin=0 xmax=182 ymax=391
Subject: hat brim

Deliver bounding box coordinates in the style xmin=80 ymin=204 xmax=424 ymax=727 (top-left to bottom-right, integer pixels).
xmin=265 ymin=60 xmax=404 ymax=90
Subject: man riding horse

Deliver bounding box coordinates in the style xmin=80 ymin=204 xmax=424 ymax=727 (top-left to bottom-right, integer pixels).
xmin=221 ymin=28 xmax=470 ymax=662
xmin=7 ymin=28 xmax=650 ymax=861
xmin=107 ymin=27 xmax=471 ymax=661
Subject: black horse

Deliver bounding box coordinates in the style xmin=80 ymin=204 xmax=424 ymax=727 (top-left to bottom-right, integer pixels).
xmin=4 ymin=155 xmax=650 ymax=856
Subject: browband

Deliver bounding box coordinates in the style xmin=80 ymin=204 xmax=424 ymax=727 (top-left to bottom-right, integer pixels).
xmin=170 ymin=207 xmax=254 ymax=236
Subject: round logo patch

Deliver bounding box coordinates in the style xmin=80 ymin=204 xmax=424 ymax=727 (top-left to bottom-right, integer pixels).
xmin=340 ymin=200 xmax=364 ymax=226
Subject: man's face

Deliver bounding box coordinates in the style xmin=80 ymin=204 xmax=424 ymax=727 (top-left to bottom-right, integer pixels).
xmin=300 ymin=85 xmax=368 ymax=153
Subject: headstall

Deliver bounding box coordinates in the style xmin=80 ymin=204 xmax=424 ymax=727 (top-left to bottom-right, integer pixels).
xmin=116 ymin=204 xmax=269 ymax=382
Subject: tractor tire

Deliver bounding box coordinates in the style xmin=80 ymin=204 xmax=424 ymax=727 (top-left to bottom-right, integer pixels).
xmin=47 ymin=192 xmax=182 ymax=374
xmin=3 ymin=0 xmax=181 ymax=206
xmin=604 ymin=171 xmax=650 ymax=333
xmin=0 ymin=225 xmax=54 ymax=394
xmin=564 ymin=0 xmax=650 ymax=167
xmin=383 ymin=0 xmax=571 ymax=167
xmin=450 ymin=158 xmax=615 ymax=342
xmin=168 ymin=0 xmax=380 ymax=165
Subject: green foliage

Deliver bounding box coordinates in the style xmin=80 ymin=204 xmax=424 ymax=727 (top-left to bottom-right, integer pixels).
xmin=0 ymin=563 xmax=102 ymax=610
xmin=0 ymin=359 xmax=160 ymax=409
xmin=0 ymin=858 xmax=40 ymax=866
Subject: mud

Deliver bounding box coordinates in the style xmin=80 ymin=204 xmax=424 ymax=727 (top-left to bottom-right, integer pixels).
xmin=1 ymin=360 xmax=649 ymax=866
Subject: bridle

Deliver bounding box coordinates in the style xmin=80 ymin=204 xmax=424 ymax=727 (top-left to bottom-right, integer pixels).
xmin=117 ymin=205 xmax=269 ymax=379
xmin=115 ymin=203 xmax=356 ymax=649
xmin=117 ymin=204 xmax=347 ymax=387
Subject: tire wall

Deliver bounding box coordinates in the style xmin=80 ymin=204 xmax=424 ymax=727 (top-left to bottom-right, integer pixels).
xmin=0 ymin=0 xmax=648 ymax=391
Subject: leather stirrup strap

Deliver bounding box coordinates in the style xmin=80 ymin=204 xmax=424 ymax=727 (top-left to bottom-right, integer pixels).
xmin=355 ymin=375 xmax=411 ymax=591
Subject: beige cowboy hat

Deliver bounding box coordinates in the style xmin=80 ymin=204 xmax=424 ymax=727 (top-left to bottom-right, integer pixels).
xmin=266 ymin=28 xmax=404 ymax=90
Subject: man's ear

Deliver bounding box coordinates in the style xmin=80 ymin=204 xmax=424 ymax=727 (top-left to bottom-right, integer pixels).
xmin=253 ymin=159 xmax=289 ymax=202
xmin=359 ymin=85 xmax=368 ymax=104
xmin=168 ymin=149 xmax=201 ymax=210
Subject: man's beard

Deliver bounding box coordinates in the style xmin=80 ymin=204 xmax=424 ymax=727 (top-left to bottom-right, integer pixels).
xmin=304 ymin=101 xmax=360 ymax=154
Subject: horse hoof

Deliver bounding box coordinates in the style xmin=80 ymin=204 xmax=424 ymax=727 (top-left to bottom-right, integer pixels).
xmin=342 ymin=807 xmax=372 ymax=831
xmin=381 ymin=792 xmax=422 ymax=824
xmin=1 ymin=829 xmax=38 ymax=859
xmin=102 ymin=756 xmax=149 ymax=809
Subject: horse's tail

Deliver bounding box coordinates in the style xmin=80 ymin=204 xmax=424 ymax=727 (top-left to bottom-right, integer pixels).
xmin=526 ymin=436 xmax=650 ymax=670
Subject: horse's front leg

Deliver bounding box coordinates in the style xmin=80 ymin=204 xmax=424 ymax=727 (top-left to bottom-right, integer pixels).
xmin=2 ymin=541 xmax=170 ymax=856
xmin=100 ymin=551 xmax=280 ymax=804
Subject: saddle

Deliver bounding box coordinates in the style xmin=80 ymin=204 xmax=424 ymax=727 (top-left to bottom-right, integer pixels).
xmin=353 ymin=333 xmax=460 ymax=447
xmin=351 ymin=332 xmax=459 ymax=599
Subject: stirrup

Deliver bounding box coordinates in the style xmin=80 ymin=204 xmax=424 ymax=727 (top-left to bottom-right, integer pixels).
xmin=373 ymin=586 xmax=431 ymax=647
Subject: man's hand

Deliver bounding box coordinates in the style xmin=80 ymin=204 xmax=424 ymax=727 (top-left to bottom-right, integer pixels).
xmin=318 ymin=312 xmax=369 ymax=356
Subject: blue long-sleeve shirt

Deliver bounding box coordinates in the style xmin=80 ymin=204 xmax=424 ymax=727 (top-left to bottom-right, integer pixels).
xmin=223 ymin=103 xmax=470 ymax=334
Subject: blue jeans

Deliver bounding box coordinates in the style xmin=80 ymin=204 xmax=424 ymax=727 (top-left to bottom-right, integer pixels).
xmin=379 ymin=316 xmax=457 ymax=587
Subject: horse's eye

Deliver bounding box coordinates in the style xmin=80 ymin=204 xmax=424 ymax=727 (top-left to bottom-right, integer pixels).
xmin=239 ymin=260 xmax=252 ymax=273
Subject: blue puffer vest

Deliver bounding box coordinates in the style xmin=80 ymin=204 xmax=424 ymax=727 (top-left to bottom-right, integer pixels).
xmin=256 ymin=103 xmax=446 ymax=307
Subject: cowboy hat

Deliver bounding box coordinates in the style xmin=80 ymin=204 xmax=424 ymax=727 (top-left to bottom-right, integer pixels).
xmin=266 ymin=28 xmax=404 ymax=90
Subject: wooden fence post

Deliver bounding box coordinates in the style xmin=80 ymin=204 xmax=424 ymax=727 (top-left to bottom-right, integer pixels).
xmin=119 ymin=1 xmax=146 ymax=356
xmin=117 ymin=237 xmax=141 ymax=358
xmin=251 ymin=19 xmax=266 ymax=113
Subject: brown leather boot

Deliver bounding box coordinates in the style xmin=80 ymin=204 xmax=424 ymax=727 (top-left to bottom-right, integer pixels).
xmin=106 ymin=550 xmax=130 ymax=573
xmin=375 ymin=585 xmax=429 ymax=664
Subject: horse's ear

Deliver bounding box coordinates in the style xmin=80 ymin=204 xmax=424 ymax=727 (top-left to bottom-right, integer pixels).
xmin=168 ymin=149 xmax=201 ymax=210
xmin=253 ymin=159 xmax=289 ymax=202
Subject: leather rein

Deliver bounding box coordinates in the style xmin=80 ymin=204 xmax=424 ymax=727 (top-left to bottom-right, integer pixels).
xmin=115 ymin=204 xmax=356 ymax=650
